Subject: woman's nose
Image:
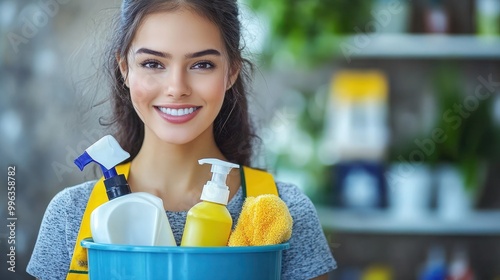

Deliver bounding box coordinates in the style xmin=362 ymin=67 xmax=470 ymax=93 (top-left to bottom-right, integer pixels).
xmin=164 ymin=67 xmax=191 ymax=98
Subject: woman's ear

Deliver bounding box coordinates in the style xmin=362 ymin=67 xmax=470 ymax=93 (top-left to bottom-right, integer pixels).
xmin=226 ymin=63 xmax=241 ymax=91
xmin=116 ymin=54 xmax=129 ymax=88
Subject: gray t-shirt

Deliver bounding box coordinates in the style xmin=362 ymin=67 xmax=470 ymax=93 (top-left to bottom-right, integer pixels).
xmin=27 ymin=181 xmax=336 ymax=279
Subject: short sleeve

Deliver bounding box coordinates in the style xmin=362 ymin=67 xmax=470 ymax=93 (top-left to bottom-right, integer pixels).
xmin=27 ymin=182 xmax=92 ymax=280
xmin=27 ymin=189 xmax=73 ymax=280
xmin=278 ymin=182 xmax=337 ymax=279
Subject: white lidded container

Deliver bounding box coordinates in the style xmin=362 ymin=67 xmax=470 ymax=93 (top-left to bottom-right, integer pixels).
xmin=74 ymin=135 xmax=176 ymax=246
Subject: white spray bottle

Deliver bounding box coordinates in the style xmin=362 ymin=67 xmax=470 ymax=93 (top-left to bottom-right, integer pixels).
xmin=74 ymin=135 xmax=176 ymax=246
xmin=181 ymin=158 xmax=239 ymax=247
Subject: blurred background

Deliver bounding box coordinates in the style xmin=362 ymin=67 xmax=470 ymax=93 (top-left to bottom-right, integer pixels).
xmin=1 ymin=0 xmax=500 ymax=279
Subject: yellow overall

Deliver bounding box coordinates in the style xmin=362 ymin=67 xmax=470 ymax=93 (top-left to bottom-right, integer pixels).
xmin=66 ymin=162 xmax=277 ymax=280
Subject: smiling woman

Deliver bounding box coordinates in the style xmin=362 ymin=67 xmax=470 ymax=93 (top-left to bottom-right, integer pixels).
xmin=119 ymin=9 xmax=235 ymax=148
xmin=26 ymin=1 xmax=336 ymax=279
xmin=109 ymin=1 xmax=251 ymax=168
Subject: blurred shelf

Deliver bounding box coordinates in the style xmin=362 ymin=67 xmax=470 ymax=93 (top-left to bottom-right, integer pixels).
xmin=316 ymin=206 xmax=500 ymax=236
xmin=334 ymin=34 xmax=500 ymax=59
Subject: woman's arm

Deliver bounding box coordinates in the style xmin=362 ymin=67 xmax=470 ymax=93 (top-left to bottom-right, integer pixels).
xmin=27 ymin=183 xmax=92 ymax=279
xmin=27 ymin=190 xmax=72 ymax=279
xmin=277 ymin=182 xmax=337 ymax=279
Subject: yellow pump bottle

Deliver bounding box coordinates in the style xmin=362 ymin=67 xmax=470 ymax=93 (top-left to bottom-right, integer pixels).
xmin=181 ymin=159 xmax=239 ymax=247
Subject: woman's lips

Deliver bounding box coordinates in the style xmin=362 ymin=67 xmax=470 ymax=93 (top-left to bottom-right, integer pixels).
xmin=155 ymin=106 xmax=201 ymax=124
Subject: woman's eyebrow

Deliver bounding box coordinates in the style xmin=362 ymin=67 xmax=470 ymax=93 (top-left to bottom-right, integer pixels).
xmin=135 ymin=48 xmax=170 ymax=58
xmin=135 ymin=48 xmax=221 ymax=58
xmin=186 ymin=49 xmax=221 ymax=58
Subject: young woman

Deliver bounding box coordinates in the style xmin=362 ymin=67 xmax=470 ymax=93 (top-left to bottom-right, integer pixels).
xmin=27 ymin=0 xmax=336 ymax=279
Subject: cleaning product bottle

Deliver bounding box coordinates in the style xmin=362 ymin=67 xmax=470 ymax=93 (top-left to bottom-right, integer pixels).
xmin=447 ymin=247 xmax=474 ymax=280
xmin=419 ymin=245 xmax=447 ymax=280
xmin=74 ymin=135 xmax=176 ymax=246
xmin=180 ymin=158 xmax=239 ymax=247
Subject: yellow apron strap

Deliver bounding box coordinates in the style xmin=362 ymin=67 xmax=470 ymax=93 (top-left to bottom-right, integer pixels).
xmin=66 ymin=162 xmax=131 ymax=280
xmin=242 ymin=166 xmax=278 ymax=197
xmin=67 ymin=164 xmax=276 ymax=279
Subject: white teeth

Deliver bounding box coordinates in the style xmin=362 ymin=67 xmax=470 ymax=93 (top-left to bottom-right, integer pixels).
xmin=159 ymin=107 xmax=197 ymax=116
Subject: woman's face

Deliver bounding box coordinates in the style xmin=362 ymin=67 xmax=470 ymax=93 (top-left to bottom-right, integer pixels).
xmin=120 ymin=9 xmax=237 ymax=146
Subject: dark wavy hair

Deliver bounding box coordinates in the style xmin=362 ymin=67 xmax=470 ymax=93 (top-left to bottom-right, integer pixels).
xmin=102 ymin=0 xmax=256 ymax=166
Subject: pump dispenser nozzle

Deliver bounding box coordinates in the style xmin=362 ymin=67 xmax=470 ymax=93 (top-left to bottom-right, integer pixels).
xmin=199 ymin=158 xmax=239 ymax=205
xmin=74 ymin=135 xmax=131 ymax=200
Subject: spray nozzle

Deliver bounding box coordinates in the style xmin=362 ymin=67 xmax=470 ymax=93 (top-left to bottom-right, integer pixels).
xmin=74 ymin=135 xmax=130 ymax=178
xmin=74 ymin=135 xmax=131 ymax=200
xmin=199 ymin=158 xmax=239 ymax=205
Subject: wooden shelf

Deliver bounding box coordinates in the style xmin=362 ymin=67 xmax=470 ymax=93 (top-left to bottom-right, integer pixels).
xmin=316 ymin=206 xmax=500 ymax=235
xmin=333 ymin=34 xmax=500 ymax=59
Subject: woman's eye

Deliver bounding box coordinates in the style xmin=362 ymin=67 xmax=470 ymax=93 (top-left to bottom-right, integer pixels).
xmin=192 ymin=61 xmax=214 ymax=70
xmin=140 ymin=60 xmax=163 ymax=69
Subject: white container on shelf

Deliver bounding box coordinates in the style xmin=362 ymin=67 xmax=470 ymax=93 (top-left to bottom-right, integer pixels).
xmin=371 ymin=0 xmax=410 ymax=34
xmin=386 ymin=163 xmax=432 ymax=219
xmin=435 ymin=164 xmax=472 ymax=221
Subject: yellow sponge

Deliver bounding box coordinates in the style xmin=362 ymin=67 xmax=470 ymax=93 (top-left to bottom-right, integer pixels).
xmin=228 ymin=194 xmax=293 ymax=246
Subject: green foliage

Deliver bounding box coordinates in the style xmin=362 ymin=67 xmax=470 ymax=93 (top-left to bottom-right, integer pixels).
xmin=431 ymin=65 xmax=495 ymax=157
xmin=388 ymin=63 xmax=499 ymax=192
xmin=427 ymin=63 xmax=498 ymax=190
xmin=247 ymin=0 xmax=373 ymax=67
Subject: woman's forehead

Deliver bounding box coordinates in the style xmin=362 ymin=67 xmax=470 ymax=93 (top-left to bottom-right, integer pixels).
xmin=131 ymin=9 xmax=225 ymax=56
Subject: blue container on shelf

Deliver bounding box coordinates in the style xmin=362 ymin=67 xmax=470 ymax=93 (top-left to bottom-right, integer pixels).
xmin=81 ymin=238 xmax=289 ymax=280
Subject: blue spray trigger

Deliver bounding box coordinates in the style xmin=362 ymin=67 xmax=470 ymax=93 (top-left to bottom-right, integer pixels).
xmin=74 ymin=151 xmax=92 ymax=171
xmin=74 ymin=151 xmax=118 ymax=179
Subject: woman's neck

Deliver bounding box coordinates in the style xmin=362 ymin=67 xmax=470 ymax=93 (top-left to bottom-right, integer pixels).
xmin=126 ymin=127 xmax=239 ymax=211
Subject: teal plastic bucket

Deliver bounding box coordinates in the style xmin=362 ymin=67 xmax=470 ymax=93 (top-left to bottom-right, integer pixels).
xmin=81 ymin=239 xmax=289 ymax=280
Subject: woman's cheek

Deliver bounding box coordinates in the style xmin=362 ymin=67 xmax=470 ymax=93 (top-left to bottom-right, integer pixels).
xmin=128 ymin=79 xmax=155 ymax=124
xmin=194 ymin=76 xmax=226 ymax=102
xmin=130 ymin=72 xmax=161 ymax=102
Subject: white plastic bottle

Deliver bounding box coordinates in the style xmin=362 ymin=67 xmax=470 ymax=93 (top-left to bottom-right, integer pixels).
xmin=74 ymin=135 xmax=176 ymax=246
xmin=180 ymin=158 xmax=239 ymax=247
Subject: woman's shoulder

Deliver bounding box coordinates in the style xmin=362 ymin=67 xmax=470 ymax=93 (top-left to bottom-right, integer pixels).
xmin=56 ymin=180 xmax=95 ymax=200
xmin=274 ymin=181 xmax=323 ymax=230
xmin=275 ymin=181 xmax=311 ymax=201
xmin=64 ymin=180 xmax=96 ymax=193
xmin=48 ymin=180 xmax=96 ymax=214
xmin=275 ymin=181 xmax=316 ymax=211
